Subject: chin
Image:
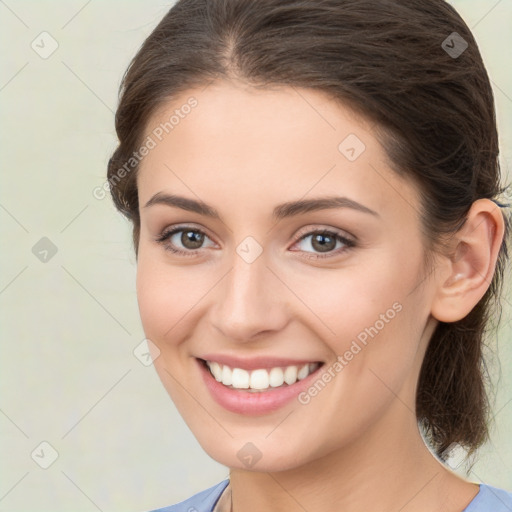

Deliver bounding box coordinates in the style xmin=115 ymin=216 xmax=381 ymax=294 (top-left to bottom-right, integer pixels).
xmin=195 ymin=434 xmax=319 ymax=473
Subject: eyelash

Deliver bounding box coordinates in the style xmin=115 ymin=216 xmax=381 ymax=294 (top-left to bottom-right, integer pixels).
xmin=155 ymin=225 xmax=356 ymax=260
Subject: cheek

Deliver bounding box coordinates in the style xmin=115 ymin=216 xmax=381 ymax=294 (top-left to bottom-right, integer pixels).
xmin=305 ymin=250 xmax=425 ymax=373
xmin=136 ymin=261 xmax=167 ymax=338
xmin=135 ymin=249 xmax=216 ymax=349
xmin=305 ymin=263 xmax=404 ymax=334
xmin=135 ymin=254 xmax=197 ymax=406
xmin=135 ymin=252 xmax=186 ymax=343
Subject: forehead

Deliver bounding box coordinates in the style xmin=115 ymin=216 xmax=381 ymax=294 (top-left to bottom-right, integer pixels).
xmin=137 ymin=80 xmax=420 ymax=223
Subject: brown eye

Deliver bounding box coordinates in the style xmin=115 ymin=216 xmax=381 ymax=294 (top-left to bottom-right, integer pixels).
xmin=155 ymin=226 xmax=215 ymax=256
xmin=310 ymin=232 xmax=337 ymax=253
xmin=292 ymin=229 xmax=356 ymax=260
xmin=180 ymin=230 xmax=204 ymax=249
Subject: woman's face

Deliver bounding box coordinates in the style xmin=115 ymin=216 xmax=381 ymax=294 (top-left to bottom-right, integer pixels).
xmin=135 ymin=80 xmax=441 ymax=471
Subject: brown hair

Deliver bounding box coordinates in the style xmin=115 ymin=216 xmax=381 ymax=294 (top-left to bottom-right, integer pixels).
xmin=107 ymin=0 xmax=510 ymax=461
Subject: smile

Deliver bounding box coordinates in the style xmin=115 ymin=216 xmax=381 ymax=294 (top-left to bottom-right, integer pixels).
xmin=205 ymin=360 xmax=321 ymax=392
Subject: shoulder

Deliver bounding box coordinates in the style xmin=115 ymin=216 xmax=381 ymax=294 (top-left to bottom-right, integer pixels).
xmin=146 ymin=479 xmax=230 ymax=512
xmin=463 ymin=484 xmax=512 ymax=512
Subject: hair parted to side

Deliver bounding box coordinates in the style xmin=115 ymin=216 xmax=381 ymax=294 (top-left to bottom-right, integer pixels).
xmin=107 ymin=0 xmax=510 ymax=461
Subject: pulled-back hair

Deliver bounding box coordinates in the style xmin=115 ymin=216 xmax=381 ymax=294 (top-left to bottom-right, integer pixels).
xmin=107 ymin=0 xmax=510 ymax=461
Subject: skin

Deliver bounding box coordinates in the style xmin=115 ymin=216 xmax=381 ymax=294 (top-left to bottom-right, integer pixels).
xmin=135 ymin=79 xmax=504 ymax=512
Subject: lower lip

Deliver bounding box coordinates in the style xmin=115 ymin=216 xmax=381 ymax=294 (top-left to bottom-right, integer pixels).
xmin=196 ymin=358 xmax=324 ymax=415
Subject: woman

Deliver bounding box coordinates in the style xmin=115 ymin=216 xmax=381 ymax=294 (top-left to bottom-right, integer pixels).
xmin=107 ymin=0 xmax=512 ymax=510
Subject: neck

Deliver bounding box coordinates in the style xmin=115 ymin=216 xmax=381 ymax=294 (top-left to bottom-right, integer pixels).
xmin=229 ymin=397 xmax=478 ymax=512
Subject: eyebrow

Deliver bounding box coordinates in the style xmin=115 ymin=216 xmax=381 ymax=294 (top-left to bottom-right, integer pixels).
xmin=144 ymin=192 xmax=379 ymax=220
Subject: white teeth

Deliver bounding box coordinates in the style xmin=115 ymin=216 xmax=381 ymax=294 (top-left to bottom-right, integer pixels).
xmin=297 ymin=364 xmax=310 ymax=380
xmin=283 ymin=365 xmax=297 ymax=385
xmin=231 ymin=368 xmax=250 ymax=389
xmin=205 ymin=360 xmax=320 ymax=391
xmin=250 ymin=369 xmax=269 ymax=390
xmin=210 ymin=361 xmax=222 ymax=382
xmin=221 ymin=364 xmax=232 ymax=386
xmin=269 ymin=367 xmax=284 ymax=387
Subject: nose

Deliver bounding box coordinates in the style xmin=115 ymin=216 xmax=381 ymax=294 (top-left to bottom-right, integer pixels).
xmin=209 ymin=248 xmax=289 ymax=342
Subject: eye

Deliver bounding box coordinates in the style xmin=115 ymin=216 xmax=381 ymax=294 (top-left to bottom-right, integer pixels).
xmin=155 ymin=225 xmax=356 ymax=259
xmin=155 ymin=225 xmax=215 ymax=256
xmin=291 ymin=228 xmax=355 ymax=259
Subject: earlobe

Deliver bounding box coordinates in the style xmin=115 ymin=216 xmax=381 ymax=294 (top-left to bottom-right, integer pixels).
xmin=431 ymin=199 xmax=505 ymax=323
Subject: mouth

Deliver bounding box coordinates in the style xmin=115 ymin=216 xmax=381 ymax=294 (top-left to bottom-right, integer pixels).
xmin=198 ymin=358 xmax=325 ymax=393
xmin=196 ymin=356 xmax=327 ymax=415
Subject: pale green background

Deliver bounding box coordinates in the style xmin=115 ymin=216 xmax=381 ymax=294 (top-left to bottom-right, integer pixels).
xmin=0 ymin=1 xmax=510 ymax=511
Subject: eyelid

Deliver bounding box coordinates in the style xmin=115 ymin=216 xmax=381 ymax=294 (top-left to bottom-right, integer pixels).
xmin=156 ymin=223 xmax=215 ymax=240
xmin=293 ymin=224 xmax=355 ymax=243
xmin=154 ymin=224 xmax=218 ymax=251
xmin=289 ymin=226 xmax=356 ymax=259
xmin=155 ymin=223 xmax=356 ymax=258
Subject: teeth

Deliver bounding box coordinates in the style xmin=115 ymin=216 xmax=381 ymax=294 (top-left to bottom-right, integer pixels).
xmin=221 ymin=364 xmax=232 ymax=386
xmin=205 ymin=360 xmax=320 ymax=391
xmin=269 ymin=367 xmax=284 ymax=387
xmin=250 ymin=369 xmax=269 ymax=390
xmin=284 ymin=365 xmax=298 ymax=385
xmin=232 ymin=368 xmax=250 ymax=389
xmin=210 ymin=361 xmax=222 ymax=382
xmin=297 ymin=364 xmax=310 ymax=380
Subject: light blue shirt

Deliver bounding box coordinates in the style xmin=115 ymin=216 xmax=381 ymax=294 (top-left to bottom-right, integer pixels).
xmin=148 ymin=479 xmax=512 ymax=512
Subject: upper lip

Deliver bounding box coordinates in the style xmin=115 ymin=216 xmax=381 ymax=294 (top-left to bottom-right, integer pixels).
xmin=198 ymin=354 xmax=324 ymax=371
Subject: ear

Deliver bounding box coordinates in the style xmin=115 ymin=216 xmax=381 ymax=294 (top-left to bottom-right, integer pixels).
xmin=431 ymin=199 xmax=505 ymax=323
